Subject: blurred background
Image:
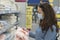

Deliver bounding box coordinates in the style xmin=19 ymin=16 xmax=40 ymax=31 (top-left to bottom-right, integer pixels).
xmin=0 ymin=0 xmax=60 ymax=40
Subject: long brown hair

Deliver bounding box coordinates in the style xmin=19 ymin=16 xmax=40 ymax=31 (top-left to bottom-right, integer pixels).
xmin=38 ymin=3 xmax=59 ymax=32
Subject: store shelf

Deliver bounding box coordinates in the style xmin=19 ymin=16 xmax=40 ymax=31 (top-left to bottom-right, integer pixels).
xmin=0 ymin=10 xmax=20 ymax=34
xmin=0 ymin=10 xmax=20 ymax=15
xmin=4 ymin=31 xmax=15 ymax=40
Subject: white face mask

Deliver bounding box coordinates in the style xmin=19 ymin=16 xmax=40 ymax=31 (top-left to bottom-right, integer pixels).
xmin=38 ymin=14 xmax=44 ymax=20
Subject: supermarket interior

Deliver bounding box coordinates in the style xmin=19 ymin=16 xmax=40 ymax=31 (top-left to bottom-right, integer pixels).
xmin=0 ymin=0 xmax=60 ymax=40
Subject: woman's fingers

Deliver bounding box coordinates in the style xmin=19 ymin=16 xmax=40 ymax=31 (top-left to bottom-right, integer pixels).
xmin=19 ymin=37 xmax=25 ymax=40
xmin=22 ymin=28 xmax=29 ymax=32
xmin=16 ymin=27 xmax=29 ymax=40
xmin=22 ymin=37 xmax=25 ymax=40
xmin=27 ymin=28 xmax=31 ymax=31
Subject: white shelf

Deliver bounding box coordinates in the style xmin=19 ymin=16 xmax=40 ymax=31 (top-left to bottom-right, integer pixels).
xmin=0 ymin=10 xmax=20 ymax=15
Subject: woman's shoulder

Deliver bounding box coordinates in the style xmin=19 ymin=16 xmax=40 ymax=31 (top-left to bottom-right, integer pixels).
xmin=36 ymin=25 xmax=56 ymax=33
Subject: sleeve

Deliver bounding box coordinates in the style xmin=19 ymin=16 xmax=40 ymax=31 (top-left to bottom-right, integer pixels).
xmin=36 ymin=30 xmax=44 ymax=40
xmin=29 ymin=27 xmax=44 ymax=40
xmin=36 ymin=34 xmax=44 ymax=40
xmin=29 ymin=31 xmax=36 ymax=38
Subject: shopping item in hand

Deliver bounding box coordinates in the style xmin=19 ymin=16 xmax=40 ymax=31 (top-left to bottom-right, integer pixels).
xmin=0 ymin=34 xmax=6 ymax=40
xmin=15 ymin=27 xmax=29 ymax=40
xmin=0 ymin=22 xmax=4 ymax=29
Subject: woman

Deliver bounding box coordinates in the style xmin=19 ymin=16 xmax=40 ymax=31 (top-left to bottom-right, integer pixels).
xmin=29 ymin=3 xmax=59 ymax=40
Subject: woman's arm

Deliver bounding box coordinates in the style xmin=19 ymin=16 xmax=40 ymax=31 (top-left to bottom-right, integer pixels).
xmin=35 ymin=29 xmax=44 ymax=40
xmin=29 ymin=27 xmax=44 ymax=40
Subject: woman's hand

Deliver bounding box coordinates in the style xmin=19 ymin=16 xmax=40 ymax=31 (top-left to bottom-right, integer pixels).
xmin=0 ymin=34 xmax=5 ymax=40
xmin=16 ymin=35 xmax=25 ymax=40
xmin=22 ymin=28 xmax=31 ymax=32
xmin=15 ymin=27 xmax=29 ymax=40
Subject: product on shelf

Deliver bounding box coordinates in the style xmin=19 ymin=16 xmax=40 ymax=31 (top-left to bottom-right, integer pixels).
xmin=2 ymin=14 xmax=17 ymax=24
xmin=0 ymin=22 xmax=4 ymax=30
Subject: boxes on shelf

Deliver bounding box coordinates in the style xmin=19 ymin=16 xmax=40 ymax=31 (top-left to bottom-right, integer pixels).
xmin=1 ymin=14 xmax=17 ymax=24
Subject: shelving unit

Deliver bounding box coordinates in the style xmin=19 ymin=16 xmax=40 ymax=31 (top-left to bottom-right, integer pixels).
xmin=0 ymin=0 xmax=20 ymax=40
xmin=0 ymin=10 xmax=20 ymax=40
xmin=0 ymin=10 xmax=20 ymax=25
xmin=0 ymin=11 xmax=20 ymax=40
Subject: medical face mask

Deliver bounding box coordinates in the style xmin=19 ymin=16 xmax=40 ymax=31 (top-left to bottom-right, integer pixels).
xmin=38 ymin=14 xmax=44 ymax=20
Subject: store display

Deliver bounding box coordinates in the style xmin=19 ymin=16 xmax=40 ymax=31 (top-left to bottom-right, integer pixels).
xmin=2 ymin=14 xmax=17 ymax=24
xmin=0 ymin=32 xmax=15 ymax=40
xmin=0 ymin=22 xmax=4 ymax=30
xmin=28 ymin=0 xmax=49 ymax=5
xmin=7 ymin=14 xmax=17 ymax=24
xmin=0 ymin=0 xmax=17 ymax=11
xmin=0 ymin=0 xmax=20 ymax=40
xmin=0 ymin=21 xmax=10 ymax=34
xmin=0 ymin=21 xmax=19 ymax=40
xmin=28 ymin=0 xmax=40 ymax=5
xmin=54 ymin=6 xmax=60 ymax=13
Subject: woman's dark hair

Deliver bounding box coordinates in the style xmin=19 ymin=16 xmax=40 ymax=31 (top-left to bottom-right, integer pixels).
xmin=38 ymin=3 xmax=59 ymax=32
